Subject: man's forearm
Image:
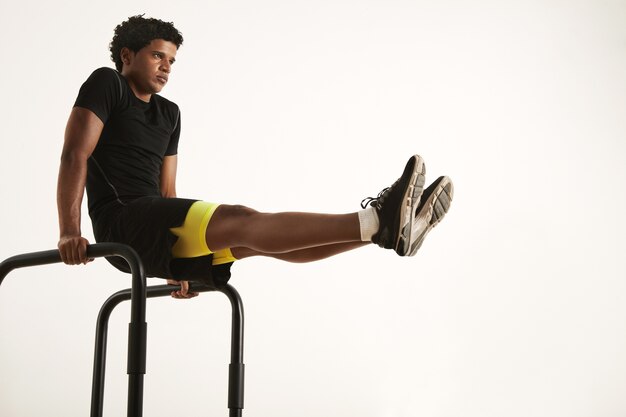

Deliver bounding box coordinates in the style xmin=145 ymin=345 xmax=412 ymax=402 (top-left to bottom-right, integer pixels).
xmin=56 ymin=107 xmax=103 ymax=264
xmin=57 ymin=153 xmax=87 ymax=237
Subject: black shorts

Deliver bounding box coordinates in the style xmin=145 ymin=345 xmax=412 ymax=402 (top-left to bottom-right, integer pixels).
xmin=90 ymin=196 xmax=232 ymax=286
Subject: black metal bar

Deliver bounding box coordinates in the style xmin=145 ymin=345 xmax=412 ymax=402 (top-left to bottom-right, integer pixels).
xmin=91 ymin=288 xmax=131 ymax=417
xmin=218 ymin=284 xmax=245 ymax=415
xmin=91 ymin=283 xmax=221 ymax=417
xmin=0 ymin=249 xmax=62 ymax=285
xmin=91 ymin=282 xmax=245 ymax=417
xmin=0 ymin=243 xmax=147 ymax=417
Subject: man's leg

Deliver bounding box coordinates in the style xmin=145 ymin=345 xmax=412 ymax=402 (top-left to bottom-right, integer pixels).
xmin=205 ymin=207 xmax=362 ymax=253
xmin=205 ymin=155 xmax=452 ymax=258
xmin=230 ymin=241 xmax=369 ymax=263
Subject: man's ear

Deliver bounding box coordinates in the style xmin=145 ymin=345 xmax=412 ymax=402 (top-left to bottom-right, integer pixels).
xmin=120 ymin=47 xmax=134 ymax=67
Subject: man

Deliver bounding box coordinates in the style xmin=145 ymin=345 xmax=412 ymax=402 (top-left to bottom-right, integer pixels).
xmin=57 ymin=15 xmax=453 ymax=299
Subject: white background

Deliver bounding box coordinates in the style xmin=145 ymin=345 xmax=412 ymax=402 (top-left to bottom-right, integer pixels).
xmin=1 ymin=1 xmax=625 ymax=416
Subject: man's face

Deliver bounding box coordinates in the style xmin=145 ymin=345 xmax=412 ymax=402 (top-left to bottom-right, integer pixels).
xmin=121 ymin=39 xmax=178 ymax=98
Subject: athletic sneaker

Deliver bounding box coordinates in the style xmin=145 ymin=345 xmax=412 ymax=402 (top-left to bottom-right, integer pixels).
xmin=360 ymin=155 xmax=426 ymax=255
xmin=404 ymin=176 xmax=454 ymax=256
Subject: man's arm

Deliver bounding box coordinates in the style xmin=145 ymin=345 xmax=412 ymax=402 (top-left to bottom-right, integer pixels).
xmin=57 ymin=107 xmax=103 ymax=265
xmin=160 ymin=155 xmax=178 ymax=198
xmin=159 ymin=154 xmax=198 ymax=299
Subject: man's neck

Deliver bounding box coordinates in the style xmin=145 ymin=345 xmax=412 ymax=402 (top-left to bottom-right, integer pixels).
xmin=122 ymin=72 xmax=151 ymax=103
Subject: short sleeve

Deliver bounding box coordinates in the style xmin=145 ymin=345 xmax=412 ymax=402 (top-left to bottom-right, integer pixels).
xmin=165 ymin=109 xmax=181 ymax=156
xmin=73 ymin=67 xmax=122 ymax=123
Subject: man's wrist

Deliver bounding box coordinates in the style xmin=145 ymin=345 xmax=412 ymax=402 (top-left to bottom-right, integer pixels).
xmin=59 ymin=231 xmax=82 ymax=239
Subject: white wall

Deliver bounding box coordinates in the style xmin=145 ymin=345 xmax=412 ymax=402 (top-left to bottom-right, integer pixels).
xmin=1 ymin=1 xmax=625 ymax=416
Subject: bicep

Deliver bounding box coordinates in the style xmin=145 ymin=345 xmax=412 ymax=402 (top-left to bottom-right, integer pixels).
xmin=62 ymin=107 xmax=104 ymax=160
xmin=160 ymin=155 xmax=178 ymax=198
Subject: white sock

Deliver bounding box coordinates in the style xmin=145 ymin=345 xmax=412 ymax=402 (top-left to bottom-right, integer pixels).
xmin=358 ymin=207 xmax=380 ymax=242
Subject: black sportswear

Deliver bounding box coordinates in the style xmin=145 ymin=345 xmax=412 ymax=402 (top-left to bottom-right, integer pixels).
xmin=73 ymin=67 xmax=231 ymax=284
xmin=74 ymin=67 xmax=181 ymax=216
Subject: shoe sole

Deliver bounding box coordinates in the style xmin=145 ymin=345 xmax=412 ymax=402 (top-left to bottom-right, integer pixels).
xmin=394 ymin=155 xmax=427 ymax=255
xmin=406 ymin=176 xmax=453 ymax=256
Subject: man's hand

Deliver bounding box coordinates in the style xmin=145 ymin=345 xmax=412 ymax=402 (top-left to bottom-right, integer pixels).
xmin=58 ymin=235 xmax=93 ymax=265
xmin=166 ymin=279 xmax=199 ymax=299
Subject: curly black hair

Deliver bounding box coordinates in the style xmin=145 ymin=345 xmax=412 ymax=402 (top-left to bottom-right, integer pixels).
xmin=109 ymin=15 xmax=184 ymax=71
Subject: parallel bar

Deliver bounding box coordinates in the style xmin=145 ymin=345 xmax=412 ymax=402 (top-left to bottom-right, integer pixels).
xmin=91 ymin=289 xmax=131 ymax=417
xmin=91 ymin=282 xmax=245 ymax=417
xmin=1 ymin=247 xmax=246 ymax=417
xmin=0 ymin=249 xmax=62 ymax=285
xmin=219 ymin=284 xmax=245 ymax=413
xmin=0 ymin=243 xmax=147 ymax=417
xmin=92 ymin=285 xmax=192 ymax=417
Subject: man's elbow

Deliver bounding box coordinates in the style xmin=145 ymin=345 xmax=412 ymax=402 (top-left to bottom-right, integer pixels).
xmin=161 ymin=187 xmax=176 ymax=199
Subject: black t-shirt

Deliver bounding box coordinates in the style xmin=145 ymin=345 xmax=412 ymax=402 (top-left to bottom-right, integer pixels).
xmin=73 ymin=67 xmax=181 ymax=218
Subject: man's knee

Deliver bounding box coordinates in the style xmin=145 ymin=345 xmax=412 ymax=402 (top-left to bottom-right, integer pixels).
xmin=206 ymin=204 xmax=260 ymax=249
xmin=215 ymin=204 xmax=258 ymax=221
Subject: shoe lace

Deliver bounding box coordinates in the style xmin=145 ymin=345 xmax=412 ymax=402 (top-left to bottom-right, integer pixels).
xmin=360 ymin=180 xmax=397 ymax=209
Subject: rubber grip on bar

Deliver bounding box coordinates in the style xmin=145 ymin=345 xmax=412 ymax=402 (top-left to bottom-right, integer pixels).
xmin=228 ymin=363 xmax=245 ymax=409
xmin=127 ymin=322 xmax=148 ymax=375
